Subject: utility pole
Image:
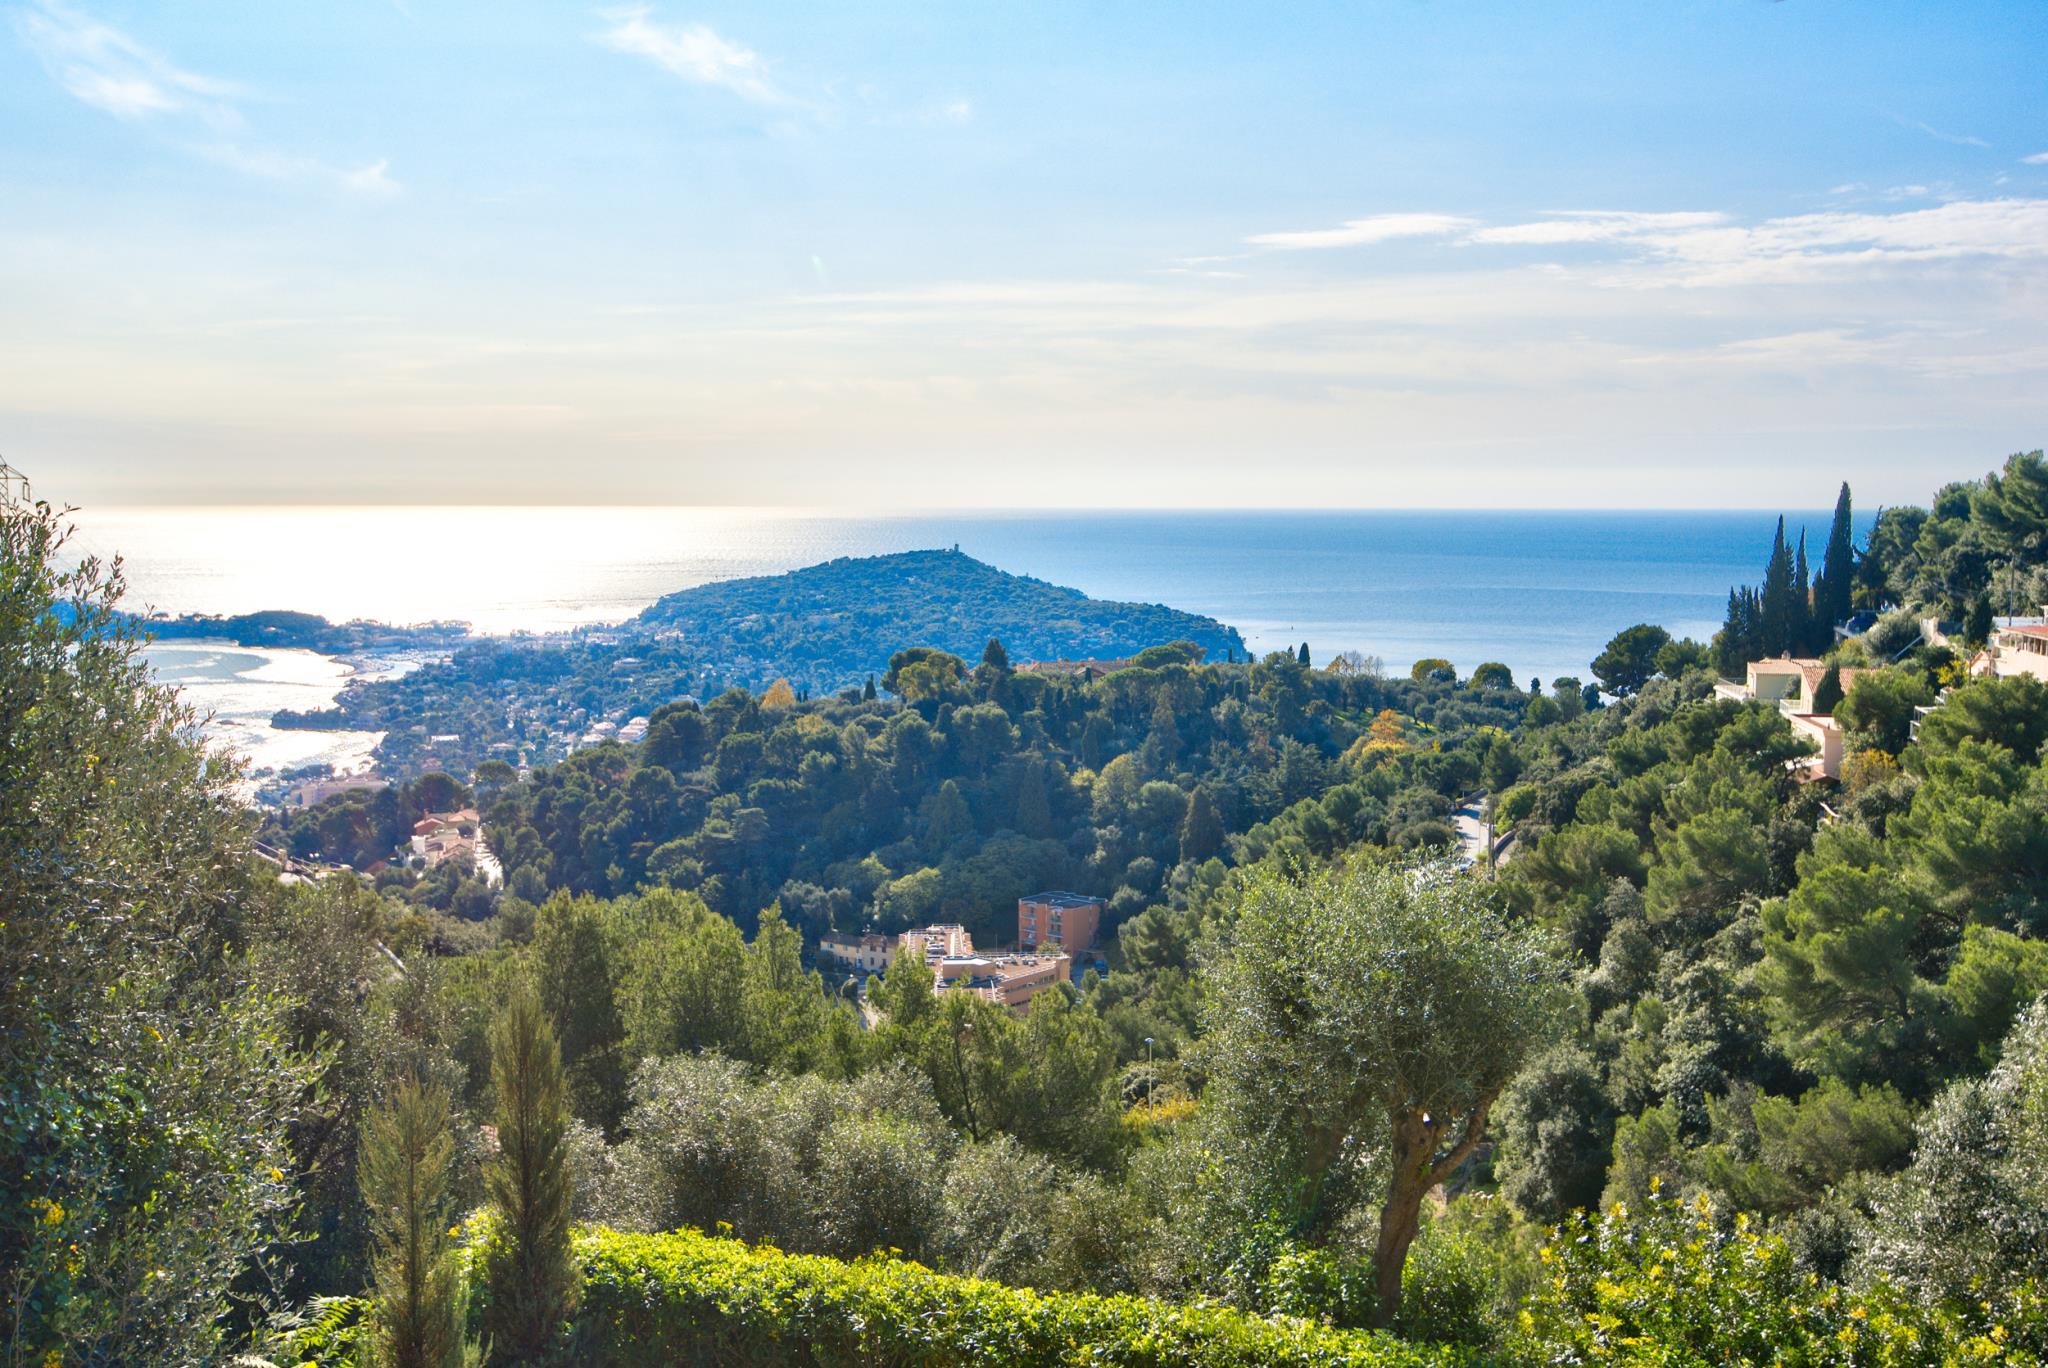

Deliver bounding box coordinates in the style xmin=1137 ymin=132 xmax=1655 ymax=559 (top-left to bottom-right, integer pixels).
xmin=0 ymin=457 xmax=27 ymax=503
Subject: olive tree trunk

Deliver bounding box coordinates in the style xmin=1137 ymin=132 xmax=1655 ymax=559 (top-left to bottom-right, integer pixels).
xmin=1371 ymin=1098 xmax=1494 ymax=1328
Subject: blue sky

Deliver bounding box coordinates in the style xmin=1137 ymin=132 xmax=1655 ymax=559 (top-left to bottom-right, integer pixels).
xmin=4 ymin=0 xmax=2046 ymax=508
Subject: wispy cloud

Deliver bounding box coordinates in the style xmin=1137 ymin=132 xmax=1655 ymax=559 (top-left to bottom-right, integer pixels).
xmin=1265 ymin=199 xmax=2048 ymax=287
xmin=1468 ymin=210 xmax=1726 ymax=246
xmin=16 ymin=0 xmax=240 ymax=123
xmin=596 ymin=7 xmax=788 ymax=106
xmin=1246 ymin=212 xmax=1475 ymax=250
xmin=1586 ymin=197 xmax=2048 ymax=287
xmin=15 ymin=0 xmax=396 ymax=196
xmin=1890 ymin=114 xmax=1990 ymax=149
xmin=2025 ymin=152 xmax=2048 ymax=166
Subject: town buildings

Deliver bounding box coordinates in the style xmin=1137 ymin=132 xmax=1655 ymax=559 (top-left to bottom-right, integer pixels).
xmin=821 ymin=918 xmax=1077 ymax=1010
xmin=819 ymin=930 xmax=899 ymax=976
xmin=1016 ymin=658 xmax=1133 ymax=681
xmin=411 ymin=807 xmax=480 ymax=866
xmin=283 ymin=774 xmax=389 ymax=808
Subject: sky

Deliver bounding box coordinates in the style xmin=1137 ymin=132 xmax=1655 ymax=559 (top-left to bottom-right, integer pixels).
xmin=3 ymin=0 xmax=2046 ymax=510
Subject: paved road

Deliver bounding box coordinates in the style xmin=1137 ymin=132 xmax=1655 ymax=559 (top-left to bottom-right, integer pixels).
xmin=1452 ymin=800 xmax=1490 ymax=870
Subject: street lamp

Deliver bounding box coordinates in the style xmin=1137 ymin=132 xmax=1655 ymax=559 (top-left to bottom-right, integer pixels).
xmin=1144 ymin=1037 xmax=1155 ymax=1121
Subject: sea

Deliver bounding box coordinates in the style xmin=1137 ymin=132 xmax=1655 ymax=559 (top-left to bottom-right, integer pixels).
xmin=69 ymin=506 xmax=1866 ymax=782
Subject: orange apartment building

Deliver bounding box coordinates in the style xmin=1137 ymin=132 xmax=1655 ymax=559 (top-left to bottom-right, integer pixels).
xmin=1017 ymin=891 xmax=1104 ymax=953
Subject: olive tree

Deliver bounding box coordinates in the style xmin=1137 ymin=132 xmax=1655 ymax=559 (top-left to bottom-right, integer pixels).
xmin=1 ymin=487 xmax=325 ymax=1363
xmin=1203 ymin=860 xmax=1569 ymax=1325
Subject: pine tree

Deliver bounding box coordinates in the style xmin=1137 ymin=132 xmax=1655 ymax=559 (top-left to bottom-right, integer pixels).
xmin=980 ymin=638 xmax=1011 ymax=673
xmin=360 ymin=1077 xmax=465 ymax=1368
xmin=482 ymin=984 xmax=577 ymax=1365
xmin=741 ymin=904 xmax=828 ymax=1070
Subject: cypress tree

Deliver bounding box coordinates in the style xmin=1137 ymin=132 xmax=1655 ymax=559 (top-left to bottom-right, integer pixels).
xmin=1179 ymin=785 xmax=1225 ymax=864
xmin=483 ymin=984 xmax=577 ymax=1365
xmin=1715 ymin=590 xmax=1745 ymax=677
xmin=533 ymin=894 xmax=627 ymax=1133
xmin=1793 ymin=529 xmax=1813 ymax=653
xmin=1965 ymin=593 xmax=1995 ymax=648
xmin=980 ymin=638 xmax=1011 ymax=673
xmin=360 ymin=1077 xmax=465 ymax=1368
xmin=1816 ymin=483 xmax=1855 ymax=634
xmin=1297 ymin=641 xmax=1312 ymax=667
xmin=1760 ymin=518 xmax=1793 ymax=657
xmin=862 ymin=675 xmax=877 ymax=702
xmin=1811 ymin=664 xmax=1844 ymax=716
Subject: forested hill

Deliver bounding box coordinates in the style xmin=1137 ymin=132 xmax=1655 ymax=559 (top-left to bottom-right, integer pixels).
xmin=634 ymin=548 xmax=1248 ymax=687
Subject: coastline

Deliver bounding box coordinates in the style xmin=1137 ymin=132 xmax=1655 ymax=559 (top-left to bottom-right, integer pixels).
xmin=141 ymin=638 xmax=389 ymax=802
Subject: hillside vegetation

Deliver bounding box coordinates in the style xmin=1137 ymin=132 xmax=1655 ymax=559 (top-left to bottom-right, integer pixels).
xmin=634 ymin=548 xmax=1248 ymax=688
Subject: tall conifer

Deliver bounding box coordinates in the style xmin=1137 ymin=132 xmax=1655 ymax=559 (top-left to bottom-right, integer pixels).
xmin=1760 ymin=518 xmax=1793 ymax=656
xmin=360 ymin=1077 xmax=465 ymax=1368
xmin=482 ymin=984 xmax=577 ymax=1366
xmin=1793 ymin=529 xmax=1813 ymax=653
xmin=1816 ymin=483 xmax=1855 ymax=632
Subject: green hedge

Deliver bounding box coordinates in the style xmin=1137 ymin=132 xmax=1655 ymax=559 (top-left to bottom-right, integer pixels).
xmin=571 ymin=1227 xmax=1466 ymax=1367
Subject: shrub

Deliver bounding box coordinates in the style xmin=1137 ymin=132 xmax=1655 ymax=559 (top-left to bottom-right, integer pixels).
xmin=569 ymin=1225 xmax=1462 ymax=1367
xmin=1261 ymin=1222 xmax=1501 ymax=1351
xmin=1517 ymin=1190 xmax=2046 ymax=1363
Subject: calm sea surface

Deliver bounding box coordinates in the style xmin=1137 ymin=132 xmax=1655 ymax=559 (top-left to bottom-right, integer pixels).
xmin=74 ymin=506 xmax=1862 ymax=777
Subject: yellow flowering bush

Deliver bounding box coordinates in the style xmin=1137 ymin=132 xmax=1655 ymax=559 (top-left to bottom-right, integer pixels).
xmin=1514 ymin=1191 xmax=2044 ymax=1365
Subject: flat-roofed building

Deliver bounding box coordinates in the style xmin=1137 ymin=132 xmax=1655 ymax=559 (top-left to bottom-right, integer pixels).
xmin=902 ymin=923 xmax=974 ymax=961
xmin=1018 ymin=891 xmax=1104 ymax=953
xmin=935 ymin=950 xmax=1073 ymax=1010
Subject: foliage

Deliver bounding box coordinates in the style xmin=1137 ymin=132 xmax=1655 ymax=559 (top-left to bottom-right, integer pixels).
xmin=0 ymin=489 xmax=326 ymax=1364
xmin=1590 ymin=625 xmax=1670 ymax=698
xmin=1855 ymin=995 xmax=2048 ymax=1310
xmin=1518 ymin=1190 xmax=2043 ymax=1365
xmin=564 ymin=1225 xmax=1460 ymax=1367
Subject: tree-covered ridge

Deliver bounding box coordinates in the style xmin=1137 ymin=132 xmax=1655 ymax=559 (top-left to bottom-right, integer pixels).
xmin=633 ymin=548 xmax=1248 ymax=689
xmin=137 ymin=608 xmax=472 ymax=655
xmin=265 ymin=548 xmax=1250 ymax=781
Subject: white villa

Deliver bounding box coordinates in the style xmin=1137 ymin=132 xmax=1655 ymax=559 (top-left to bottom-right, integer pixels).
xmin=1977 ymin=610 xmax=2048 ymax=683
xmin=1716 ymin=657 xmax=1864 ymax=781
